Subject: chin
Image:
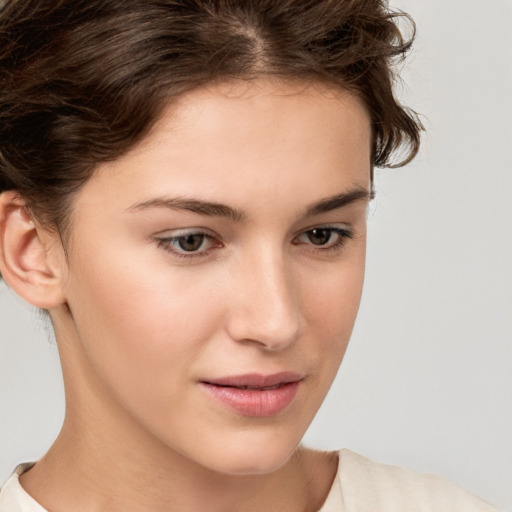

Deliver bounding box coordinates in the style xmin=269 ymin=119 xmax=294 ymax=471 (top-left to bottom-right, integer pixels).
xmin=213 ymin=447 xmax=298 ymax=476
xmin=181 ymin=429 xmax=303 ymax=477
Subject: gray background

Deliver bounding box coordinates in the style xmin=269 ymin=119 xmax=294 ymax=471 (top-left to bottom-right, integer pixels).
xmin=1 ymin=0 xmax=511 ymax=510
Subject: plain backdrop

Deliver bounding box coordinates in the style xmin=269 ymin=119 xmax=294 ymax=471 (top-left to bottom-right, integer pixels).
xmin=1 ymin=0 xmax=511 ymax=510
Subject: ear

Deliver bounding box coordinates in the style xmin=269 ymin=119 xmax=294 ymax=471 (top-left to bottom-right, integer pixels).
xmin=0 ymin=191 xmax=66 ymax=309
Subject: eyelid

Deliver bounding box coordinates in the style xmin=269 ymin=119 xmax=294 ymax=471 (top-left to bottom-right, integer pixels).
xmin=154 ymin=226 xmax=217 ymax=237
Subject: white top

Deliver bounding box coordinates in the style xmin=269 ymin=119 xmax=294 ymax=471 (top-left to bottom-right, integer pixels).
xmin=0 ymin=449 xmax=499 ymax=511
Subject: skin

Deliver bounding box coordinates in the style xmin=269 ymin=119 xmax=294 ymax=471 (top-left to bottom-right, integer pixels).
xmin=1 ymin=79 xmax=372 ymax=511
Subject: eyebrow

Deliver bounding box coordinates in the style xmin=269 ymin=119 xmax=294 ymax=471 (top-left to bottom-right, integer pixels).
xmin=129 ymin=197 xmax=245 ymax=221
xmin=305 ymin=187 xmax=374 ymax=216
xmin=128 ymin=187 xmax=373 ymax=221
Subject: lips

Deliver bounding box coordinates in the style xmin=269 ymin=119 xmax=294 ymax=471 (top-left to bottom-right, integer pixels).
xmin=200 ymin=372 xmax=303 ymax=417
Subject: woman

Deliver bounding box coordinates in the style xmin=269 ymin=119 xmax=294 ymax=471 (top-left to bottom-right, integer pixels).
xmin=0 ymin=1 xmax=500 ymax=510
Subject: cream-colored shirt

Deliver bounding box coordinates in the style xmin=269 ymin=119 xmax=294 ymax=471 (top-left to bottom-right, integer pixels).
xmin=0 ymin=449 xmax=499 ymax=511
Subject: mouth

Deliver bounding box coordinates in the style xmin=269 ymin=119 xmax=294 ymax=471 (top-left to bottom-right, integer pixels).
xmin=217 ymin=383 xmax=286 ymax=390
xmin=199 ymin=372 xmax=303 ymax=417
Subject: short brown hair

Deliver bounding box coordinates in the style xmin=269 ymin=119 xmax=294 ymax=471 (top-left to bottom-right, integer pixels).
xmin=0 ymin=0 xmax=422 ymax=238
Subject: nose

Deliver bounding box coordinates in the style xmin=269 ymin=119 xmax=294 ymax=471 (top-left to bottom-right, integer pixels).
xmin=225 ymin=248 xmax=303 ymax=351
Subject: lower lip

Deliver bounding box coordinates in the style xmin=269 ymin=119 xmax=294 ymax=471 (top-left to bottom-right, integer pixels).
xmin=200 ymin=381 xmax=301 ymax=417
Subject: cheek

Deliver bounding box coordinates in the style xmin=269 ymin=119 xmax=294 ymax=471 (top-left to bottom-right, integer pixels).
xmin=304 ymin=256 xmax=365 ymax=335
xmin=63 ymin=248 xmax=229 ymax=405
xmin=300 ymin=253 xmax=366 ymax=377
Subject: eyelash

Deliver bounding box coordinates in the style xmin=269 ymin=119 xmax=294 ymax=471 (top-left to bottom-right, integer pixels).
xmin=155 ymin=226 xmax=354 ymax=260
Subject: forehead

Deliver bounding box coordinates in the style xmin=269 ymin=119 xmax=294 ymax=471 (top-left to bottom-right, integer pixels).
xmin=71 ymin=78 xmax=372 ymax=223
xmin=138 ymin=78 xmax=371 ymax=158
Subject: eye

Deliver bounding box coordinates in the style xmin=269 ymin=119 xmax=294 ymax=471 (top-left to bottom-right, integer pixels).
xmin=294 ymin=226 xmax=353 ymax=251
xmin=156 ymin=230 xmax=221 ymax=258
xmin=174 ymin=233 xmax=208 ymax=252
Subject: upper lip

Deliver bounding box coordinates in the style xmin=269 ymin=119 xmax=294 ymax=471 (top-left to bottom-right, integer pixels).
xmin=201 ymin=372 xmax=304 ymax=388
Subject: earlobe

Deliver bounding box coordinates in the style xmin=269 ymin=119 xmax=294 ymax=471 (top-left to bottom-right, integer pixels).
xmin=0 ymin=191 xmax=66 ymax=309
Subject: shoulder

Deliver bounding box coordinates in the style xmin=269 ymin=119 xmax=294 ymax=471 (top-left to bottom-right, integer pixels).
xmin=0 ymin=463 xmax=47 ymax=512
xmin=336 ymin=449 xmax=499 ymax=512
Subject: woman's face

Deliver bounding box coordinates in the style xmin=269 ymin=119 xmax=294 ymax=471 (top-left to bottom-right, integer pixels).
xmin=56 ymin=79 xmax=372 ymax=475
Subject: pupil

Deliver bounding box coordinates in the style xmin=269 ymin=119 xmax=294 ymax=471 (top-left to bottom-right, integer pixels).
xmin=309 ymin=228 xmax=331 ymax=245
xmin=178 ymin=234 xmax=204 ymax=251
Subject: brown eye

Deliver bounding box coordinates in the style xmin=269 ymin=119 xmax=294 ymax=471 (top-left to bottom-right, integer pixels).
xmin=157 ymin=231 xmax=219 ymax=257
xmin=306 ymin=228 xmax=333 ymax=246
xmin=295 ymin=226 xmax=353 ymax=252
xmin=177 ymin=234 xmax=206 ymax=252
